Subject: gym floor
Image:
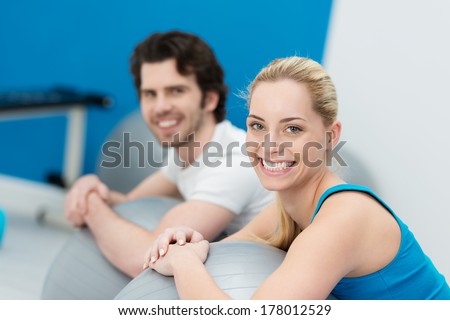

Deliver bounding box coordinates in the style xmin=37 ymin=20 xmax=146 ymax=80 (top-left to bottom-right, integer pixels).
xmin=0 ymin=212 xmax=72 ymax=299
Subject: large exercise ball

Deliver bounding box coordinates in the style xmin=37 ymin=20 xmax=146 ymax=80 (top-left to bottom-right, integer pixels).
xmin=41 ymin=197 xmax=180 ymax=299
xmin=115 ymin=241 xmax=286 ymax=300
xmin=97 ymin=110 xmax=168 ymax=194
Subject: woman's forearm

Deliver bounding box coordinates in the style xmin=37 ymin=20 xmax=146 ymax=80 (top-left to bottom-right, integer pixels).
xmin=172 ymin=253 xmax=231 ymax=300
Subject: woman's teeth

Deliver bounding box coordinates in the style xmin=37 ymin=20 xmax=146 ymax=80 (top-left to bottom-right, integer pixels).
xmin=262 ymin=159 xmax=295 ymax=171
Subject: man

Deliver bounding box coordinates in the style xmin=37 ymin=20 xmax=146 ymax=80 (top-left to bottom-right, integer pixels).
xmin=64 ymin=31 xmax=274 ymax=278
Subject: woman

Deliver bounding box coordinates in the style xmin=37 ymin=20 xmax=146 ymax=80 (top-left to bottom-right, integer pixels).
xmin=143 ymin=56 xmax=450 ymax=299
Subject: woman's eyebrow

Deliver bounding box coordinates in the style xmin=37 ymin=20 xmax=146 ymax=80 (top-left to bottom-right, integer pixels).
xmin=248 ymin=114 xmax=306 ymax=123
xmin=280 ymin=117 xmax=306 ymax=123
xmin=247 ymin=114 xmax=265 ymax=121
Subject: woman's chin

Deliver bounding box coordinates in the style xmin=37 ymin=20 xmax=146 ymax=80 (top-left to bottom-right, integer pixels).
xmin=260 ymin=180 xmax=289 ymax=192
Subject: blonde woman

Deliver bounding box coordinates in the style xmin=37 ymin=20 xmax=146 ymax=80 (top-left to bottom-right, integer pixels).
xmin=143 ymin=57 xmax=450 ymax=299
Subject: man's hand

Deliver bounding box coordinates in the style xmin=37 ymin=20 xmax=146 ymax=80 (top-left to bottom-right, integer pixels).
xmin=64 ymin=174 xmax=110 ymax=227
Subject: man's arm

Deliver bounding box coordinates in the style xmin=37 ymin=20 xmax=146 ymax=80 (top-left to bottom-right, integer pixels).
xmin=84 ymin=192 xmax=234 ymax=277
xmin=126 ymin=170 xmax=183 ymax=201
xmin=65 ymin=170 xmax=182 ymax=227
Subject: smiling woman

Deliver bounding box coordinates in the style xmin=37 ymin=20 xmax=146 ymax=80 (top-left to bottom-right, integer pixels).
xmin=246 ymin=79 xmax=335 ymax=189
xmin=143 ymin=56 xmax=450 ymax=300
xmin=244 ymin=58 xmax=342 ymax=250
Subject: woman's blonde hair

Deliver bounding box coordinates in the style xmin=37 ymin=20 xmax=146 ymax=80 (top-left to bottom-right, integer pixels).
xmin=247 ymin=56 xmax=338 ymax=250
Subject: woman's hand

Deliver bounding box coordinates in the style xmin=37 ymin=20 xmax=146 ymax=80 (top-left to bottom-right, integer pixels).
xmin=143 ymin=226 xmax=205 ymax=270
xmin=149 ymin=241 xmax=210 ymax=276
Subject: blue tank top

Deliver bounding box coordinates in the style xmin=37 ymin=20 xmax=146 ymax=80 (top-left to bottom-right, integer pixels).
xmin=311 ymin=184 xmax=450 ymax=300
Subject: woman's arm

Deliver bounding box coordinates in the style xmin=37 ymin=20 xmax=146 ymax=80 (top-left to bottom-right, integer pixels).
xmin=149 ymin=240 xmax=230 ymax=299
xmin=174 ymin=258 xmax=230 ymax=299
xmin=150 ymin=196 xmax=369 ymax=299
xmin=143 ymin=203 xmax=279 ymax=267
xmin=250 ymin=195 xmax=374 ymax=299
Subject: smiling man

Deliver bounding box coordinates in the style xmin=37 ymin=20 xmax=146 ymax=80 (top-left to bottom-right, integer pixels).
xmin=62 ymin=31 xmax=274 ymax=281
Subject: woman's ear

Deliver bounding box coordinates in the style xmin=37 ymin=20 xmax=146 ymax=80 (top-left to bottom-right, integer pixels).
xmin=327 ymin=120 xmax=342 ymax=150
xmin=204 ymin=91 xmax=220 ymax=113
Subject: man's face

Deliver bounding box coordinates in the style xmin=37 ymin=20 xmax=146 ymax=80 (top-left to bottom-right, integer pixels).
xmin=139 ymin=59 xmax=207 ymax=147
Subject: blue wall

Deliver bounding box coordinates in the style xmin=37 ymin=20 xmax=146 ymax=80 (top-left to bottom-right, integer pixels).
xmin=0 ymin=0 xmax=332 ymax=183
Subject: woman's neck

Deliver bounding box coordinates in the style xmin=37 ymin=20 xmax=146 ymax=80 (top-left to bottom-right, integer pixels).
xmin=278 ymin=170 xmax=344 ymax=231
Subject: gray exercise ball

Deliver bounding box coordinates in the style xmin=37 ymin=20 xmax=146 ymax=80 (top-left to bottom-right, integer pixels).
xmin=41 ymin=197 xmax=181 ymax=299
xmin=115 ymin=241 xmax=286 ymax=300
xmin=96 ymin=110 xmax=168 ymax=194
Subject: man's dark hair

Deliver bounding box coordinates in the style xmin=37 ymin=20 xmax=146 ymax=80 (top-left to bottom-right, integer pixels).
xmin=130 ymin=30 xmax=227 ymax=123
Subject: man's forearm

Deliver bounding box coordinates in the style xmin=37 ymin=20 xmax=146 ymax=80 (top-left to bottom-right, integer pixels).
xmin=108 ymin=190 xmax=129 ymax=206
xmin=85 ymin=193 xmax=156 ymax=277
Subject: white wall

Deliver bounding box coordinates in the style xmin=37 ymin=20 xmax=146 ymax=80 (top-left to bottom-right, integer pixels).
xmin=324 ymin=0 xmax=450 ymax=279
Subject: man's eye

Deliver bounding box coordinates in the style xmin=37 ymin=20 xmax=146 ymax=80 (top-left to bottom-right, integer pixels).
xmin=142 ymin=91 xmax=156 ymax=98
xmin=171 ymin=88 xmax=184 ymax=95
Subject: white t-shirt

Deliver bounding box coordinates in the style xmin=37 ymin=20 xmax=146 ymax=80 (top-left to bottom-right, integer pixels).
xmin=161 ymin=120 xmax=274 ymax=235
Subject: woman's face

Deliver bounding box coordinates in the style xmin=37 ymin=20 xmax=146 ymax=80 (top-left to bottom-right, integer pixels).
xmin=246 ymin=79 xmax=332 ymax=192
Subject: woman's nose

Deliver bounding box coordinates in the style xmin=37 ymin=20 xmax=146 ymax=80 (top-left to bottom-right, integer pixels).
xmin=260 ymin=132 xmax=283 ymax=157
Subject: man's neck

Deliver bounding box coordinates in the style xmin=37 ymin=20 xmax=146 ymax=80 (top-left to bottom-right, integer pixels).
xmin=176 ymin=116 xmax=218 ymax=167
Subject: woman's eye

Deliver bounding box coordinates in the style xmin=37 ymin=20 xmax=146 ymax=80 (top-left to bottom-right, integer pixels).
xmin=250 ymin=123 xmax=264 ymax=131
xmin=286 ymin=126 xmax=302 ymax=134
